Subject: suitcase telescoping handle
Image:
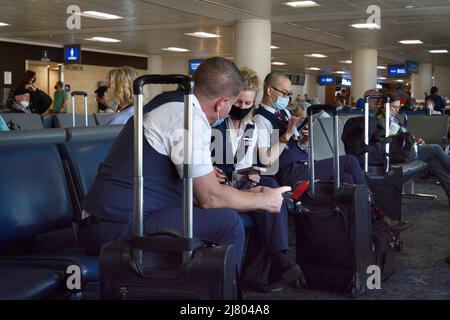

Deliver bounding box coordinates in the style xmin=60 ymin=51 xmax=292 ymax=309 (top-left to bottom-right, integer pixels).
xmin=71 ymin=91 xmax=89 ymax=127
xmin=307 ymin=105 xmax=340 ymax=197
xmin=364 ymin=95 xmax=390 ymax=173
xmin=133 ymin=75 xmax=194 ymax=243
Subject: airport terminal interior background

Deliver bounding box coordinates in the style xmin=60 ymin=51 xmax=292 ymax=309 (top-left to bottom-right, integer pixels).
xmin=0 ymin=0 xmax=450 ymax=300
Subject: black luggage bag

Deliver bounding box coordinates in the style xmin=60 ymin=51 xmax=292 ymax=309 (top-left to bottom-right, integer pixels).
xmin=99 ymin=75 xmax=238 ymax=300
xmin=295 ymin=105 xmax=373 ymax=297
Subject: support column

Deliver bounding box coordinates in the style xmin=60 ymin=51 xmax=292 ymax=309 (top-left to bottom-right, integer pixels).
xmin=147 ymin=55 xmax=163 ymax=100
xmin=234 ymin=19 xmax=271 ymax=102
xmin=303 ymin=73 xmax=318 ymax=102
xmin=411 ymin=63 xmax=432 ymax=100
xmin=351 ymin=49 xmax=377 ymax=100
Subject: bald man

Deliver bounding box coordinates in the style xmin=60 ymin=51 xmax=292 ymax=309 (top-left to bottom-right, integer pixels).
xmin=254 ymin=71 xmax=366 ymax=189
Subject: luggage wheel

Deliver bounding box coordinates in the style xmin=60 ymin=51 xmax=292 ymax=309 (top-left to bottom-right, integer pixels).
xmin=350 ymin=274 xmax=365 ymax=298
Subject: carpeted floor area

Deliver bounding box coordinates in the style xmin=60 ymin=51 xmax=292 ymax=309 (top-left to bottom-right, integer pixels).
xmin=244 ymin=178 xmax=450 ymax=300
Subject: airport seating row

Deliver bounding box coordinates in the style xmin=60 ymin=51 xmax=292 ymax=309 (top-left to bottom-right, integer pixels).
xmin=0 ymin=112 xmax=116 ymax=130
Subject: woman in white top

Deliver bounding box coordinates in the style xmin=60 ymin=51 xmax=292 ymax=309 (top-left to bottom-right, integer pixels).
xmin=211 ymin=68 xmax=303 ymax=293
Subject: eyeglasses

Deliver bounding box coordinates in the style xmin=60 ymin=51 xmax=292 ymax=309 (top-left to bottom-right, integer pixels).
xmin=271 ymin=87 xmax=293 ymax=99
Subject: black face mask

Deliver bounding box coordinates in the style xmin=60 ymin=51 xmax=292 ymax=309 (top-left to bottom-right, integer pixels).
xmin=32 ymin=78 xmax=36 ymax=84
xmin=229 ymin=105 xmax=253 ymax=120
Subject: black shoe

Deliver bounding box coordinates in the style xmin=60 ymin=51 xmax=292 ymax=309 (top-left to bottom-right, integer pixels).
xmin=243 ymin=281 xmax=284 ymax=293
xmin=271 ymin=251 xmax=307 ymax=286
xmin=383 ymin=216 xmax=413 ymax=233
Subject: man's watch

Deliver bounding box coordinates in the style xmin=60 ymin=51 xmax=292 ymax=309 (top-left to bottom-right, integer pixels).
xmin=279 ymin=134 xmax=290 ymax=144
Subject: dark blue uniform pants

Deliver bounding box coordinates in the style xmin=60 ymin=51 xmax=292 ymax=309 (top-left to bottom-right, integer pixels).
xmin=242 ymin=176 xmax=289 ymax=286
xmin=81 ymin=207 xmax=245 ymax=269
xmin=279 ymin=155 xmax=367 ymax=188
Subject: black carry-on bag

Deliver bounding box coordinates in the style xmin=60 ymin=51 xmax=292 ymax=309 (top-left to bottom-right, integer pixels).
xmin=295 ymin=105 xmax=372 ymax=297
xmin=71 ymin=91 xmax=90 ymax=127
xmin=99 ymin=75 xmax=238 ymax=300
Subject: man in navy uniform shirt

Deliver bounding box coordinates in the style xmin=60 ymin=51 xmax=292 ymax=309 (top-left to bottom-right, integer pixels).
xmin=81 ymin=58 xmax=290 ymax=271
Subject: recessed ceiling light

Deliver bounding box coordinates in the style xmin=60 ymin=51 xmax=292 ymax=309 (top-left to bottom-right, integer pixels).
xmin=271 ymin=45 xmax=280 ymax=49
xmin=399 ymin=40 xmax=423 ymax=44
xmin=396 ymin=79 xmax=404 ymax=82
xmin=0 ymin=22 xmax=10 ymax=27
xmin=283 ymin=1 xmax=320 ymax=8
xmin=351 ymin=23 xmax=380 ymax=29
xmin=429 ymin=49 xmax=448 ymax=53
xmin=272 ymin=62 xmax=287 ymax=66
xmin=340 ymin=60 xmax=352 ymax=64
xmin=185 ymin=32 xmax=221 ymax=38
xmin=377 ymin=66 xmax=387 ymax=70
xmin=81 ymin=11 xmax=122 ymax=20
xmin=305 ymin=53 xmax=327 ymax=58
xmin=162 ymin=47 xmax=190 ymax=52
xmin=335 ymin=71 xmax=346 ymax=74
xmin=378 ymin=77 xmax=387 ymax=80
xmin=405 ymin=5 xmax=414 ymax=9
xmin=85 ymin=37 xmax=121 ymax=43
xmin=306 ymin=67 xmax=321 ymax=70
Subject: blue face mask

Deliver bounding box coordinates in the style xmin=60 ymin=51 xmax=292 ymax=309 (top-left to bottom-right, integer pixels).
xmin=211 ymin=112 xmax=225 ymax=128
xmin=272 ymin=96 xmax=290 ymax=111
xmin=211 ymin=101 xmax=231 ymax=128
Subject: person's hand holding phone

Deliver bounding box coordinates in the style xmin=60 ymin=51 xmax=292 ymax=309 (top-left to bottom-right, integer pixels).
xmin=247 ymin=168 xmax=261 ymax=185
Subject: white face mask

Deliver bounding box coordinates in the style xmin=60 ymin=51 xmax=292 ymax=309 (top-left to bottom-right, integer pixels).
xmin=20 ymin=101 xmax=29 ymax=108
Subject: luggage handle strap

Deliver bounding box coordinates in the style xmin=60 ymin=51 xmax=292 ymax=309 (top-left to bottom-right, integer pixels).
xmin=133 ymin=74 xmax=195 ymax=265
xmin=364 ymin=96 xmax=391 ymax=174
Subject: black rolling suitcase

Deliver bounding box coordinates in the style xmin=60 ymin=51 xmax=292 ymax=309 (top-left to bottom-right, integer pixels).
xmin=99 ymin=75 xmax=238 ymax=300
xmin=295 ymin=105 xmax=372 ymax=297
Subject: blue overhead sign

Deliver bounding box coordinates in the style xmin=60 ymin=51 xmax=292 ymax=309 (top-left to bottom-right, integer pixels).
xmin=318 ymin=75 xmax=335 ymax=85
xmin=64 ymin=45 xmax=81 ymax=64
xmin=388 ymin=65 xmax=408 ymax=77
xmin=189 ymin=60 xmax=204 ymax=74
xmin=406 ymin=60 xmax=419 ymax=74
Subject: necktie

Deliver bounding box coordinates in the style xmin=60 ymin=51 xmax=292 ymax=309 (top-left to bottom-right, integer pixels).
xmin=275 ymin=110 xmax=287 ymax=124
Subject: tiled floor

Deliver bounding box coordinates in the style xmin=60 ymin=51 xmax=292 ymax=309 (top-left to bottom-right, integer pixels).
xmin=244 ymin=179 xmax=450 ymax=300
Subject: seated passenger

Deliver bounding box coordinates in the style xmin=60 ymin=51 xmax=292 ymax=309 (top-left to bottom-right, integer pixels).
xmin=95 ymin=81 xmax=113 ymax=113
xmin=253 ymin=71 xmax=366 ymax=189
xmin=81 ymin=57 xmax=290 ymax=271
xmin=427 ymin=86 xmax=446 ymax=113
xmin=105 ymin=66 xmax=140 ymax=125
xmin=399 ymin=97 xmax=417 ymax=112
xmin=211 ymin=68 xmax=302 ymax=292
xmin=9 ymin=70 xmax=52 ymax=114
xmin=0 ymin=115 xmax=9 ymax=131
xmin=254 ymin=73 xmax=410 ymax=231
xmin=10 ymin=86 xmax=32 ymax=113
xmin=376 ymin=93 xmax=450 ymax=207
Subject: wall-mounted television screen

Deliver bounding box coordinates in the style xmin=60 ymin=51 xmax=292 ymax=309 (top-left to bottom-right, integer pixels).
xmin=289 ymin=74 xmax=306 ymax=86
xmin=189 ymin=60 xmax=204 ymax=74
xmin=318 ymin=75 xmax=335 ymax=85
xmin=388 ymin=65 xmax=408 ymax=77
xmin=64 ymin=45 xmax=81 ymax=64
